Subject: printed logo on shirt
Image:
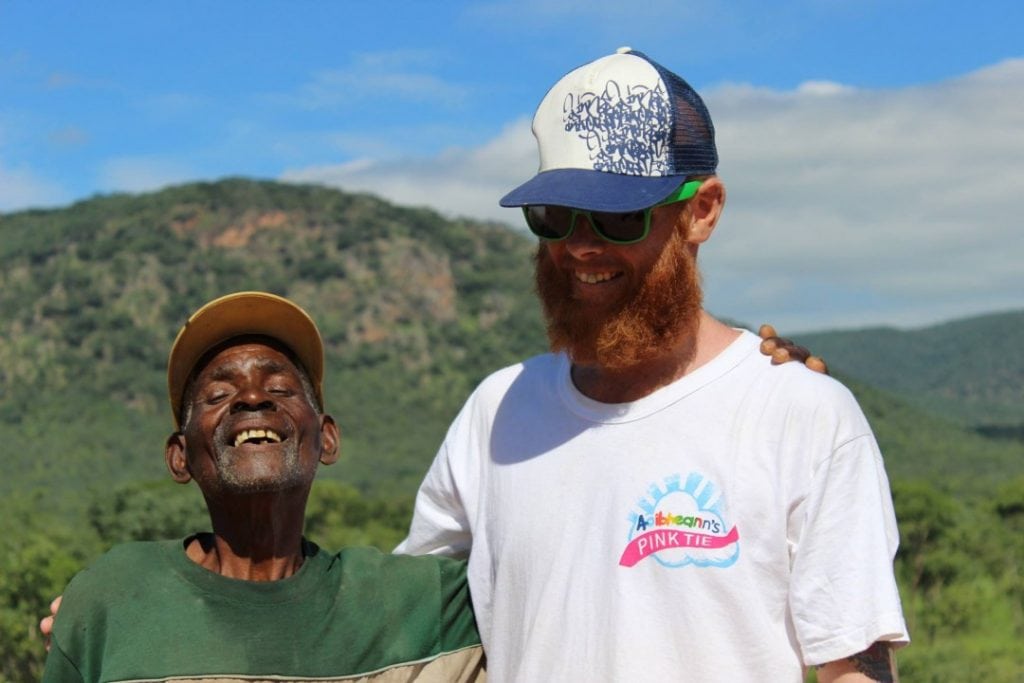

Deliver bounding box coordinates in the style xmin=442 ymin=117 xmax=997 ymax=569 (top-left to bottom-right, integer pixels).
xmin=619 ymin=472 xmax=739 ymax=569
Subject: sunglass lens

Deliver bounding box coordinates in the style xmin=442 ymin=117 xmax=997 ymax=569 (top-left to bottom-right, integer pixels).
xmin=590 ymin=210 xmax=647 ymax=243
xmin=525 ymin=206 xmax=572 ymax=240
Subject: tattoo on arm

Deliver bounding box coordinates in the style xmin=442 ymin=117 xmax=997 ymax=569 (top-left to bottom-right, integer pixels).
xmin=848 ymin=641 xmax=897 ymax=682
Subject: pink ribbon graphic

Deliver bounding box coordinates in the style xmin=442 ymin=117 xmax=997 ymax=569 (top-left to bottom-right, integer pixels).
xmin=619 ymin=525 xmax=739 ymax=567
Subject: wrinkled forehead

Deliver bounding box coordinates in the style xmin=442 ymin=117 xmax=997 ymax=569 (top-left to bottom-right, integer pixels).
xmin=188 ymin=335 xmax=308 ymax=387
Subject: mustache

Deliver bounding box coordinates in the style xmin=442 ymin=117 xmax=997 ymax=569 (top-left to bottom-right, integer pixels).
xmin=534 ymin=230 xmax=702 ymax=369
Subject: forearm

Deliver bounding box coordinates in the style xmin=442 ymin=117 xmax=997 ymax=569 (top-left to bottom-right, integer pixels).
xmin=816 ymin=642 xmax=898 ymax=683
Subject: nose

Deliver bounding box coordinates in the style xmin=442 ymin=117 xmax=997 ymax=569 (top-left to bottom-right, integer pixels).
xmin=232 ymin=385 xmax=275 ymax=413
xmin=563 ymin=213 xmax=605 ymax=259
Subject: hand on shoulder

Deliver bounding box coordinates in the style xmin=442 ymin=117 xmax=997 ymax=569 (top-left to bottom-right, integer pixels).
xmin=758 ymin=324 xmax=828 ymax=374
xmin=39 ymin=595 xmax=62 ymax=651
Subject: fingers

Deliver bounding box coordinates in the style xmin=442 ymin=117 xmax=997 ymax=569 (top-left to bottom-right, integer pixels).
xmin=40 ymin=595 xmax=62 ymax=651
xmin=759 ymin=324 xmax=808 ymax=364
xmin=40 ymin=615 xmax=54 ymax=650
xmin=758 ymin=323 xmax=829 ymax=375
xmin=758 ymin=325 xmax=786 ymax=360
xmin=779 ymin=343 xmax=810 ymax=364
xmin=805 ymin=356 xmax=828 ymax=374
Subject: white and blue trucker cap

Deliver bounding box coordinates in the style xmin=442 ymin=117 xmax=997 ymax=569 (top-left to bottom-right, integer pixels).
xmin=500 ymin=47 xmax=718 ymax=212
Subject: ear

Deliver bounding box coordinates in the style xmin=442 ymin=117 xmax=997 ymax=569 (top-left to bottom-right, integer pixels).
xmin=318 ymin=415 xmax=340 ymax=466
xmin=165 ymin=432 xmax=193 ymax=484
xmin=680 ymin=176 xmax=726 ymax=244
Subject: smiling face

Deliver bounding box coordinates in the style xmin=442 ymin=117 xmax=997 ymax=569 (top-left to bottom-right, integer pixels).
xmin=168 ymin=338 xmax=338 ymax=497
xmin=535 ymin=202 xmax=703 ymax=370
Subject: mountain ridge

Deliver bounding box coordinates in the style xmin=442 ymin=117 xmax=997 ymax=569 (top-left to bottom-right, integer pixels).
xmin=1 ymin=178 xmax=1020 ymax=504
xmin=795 ymin=309 xmax=1024 ymax=427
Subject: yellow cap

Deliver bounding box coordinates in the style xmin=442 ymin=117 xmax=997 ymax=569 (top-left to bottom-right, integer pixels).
xmin=167 ymin=291 xmax=324 ymax=428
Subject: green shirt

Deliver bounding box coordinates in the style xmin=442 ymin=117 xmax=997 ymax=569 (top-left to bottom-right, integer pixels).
xmin=44 ymin=538 xmax=484 ymax=682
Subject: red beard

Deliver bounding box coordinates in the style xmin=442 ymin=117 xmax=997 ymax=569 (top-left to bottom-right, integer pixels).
xmin=534 ymin=228 xmax=703 ymax=370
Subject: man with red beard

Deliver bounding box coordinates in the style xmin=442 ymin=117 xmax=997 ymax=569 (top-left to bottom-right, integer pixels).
xmin=398 ymin=48 xmax=908 ymax=682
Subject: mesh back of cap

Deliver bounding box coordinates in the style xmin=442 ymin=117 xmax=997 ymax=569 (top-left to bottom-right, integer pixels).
xmin=634 ymin=51 xmax=719 ymax=176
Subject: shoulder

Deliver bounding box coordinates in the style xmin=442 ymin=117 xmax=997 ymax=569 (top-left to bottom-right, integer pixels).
xmin=767 ymin=357 xmax=859 ymax=407
xmin=457 ymin=352 xmax=560 ymax=418
xmin=726 ymin=332 xmax=873 ymax=438
xmin=333 ymin=546 xmax=467 ymax=586
xmin=330 ymin=548 xmax=475 ymax=639
xmin=474 ymin=353 xmax=558 ymax=395
xmin=64 ymin=540 xmax=171 ymax=593
xmin=324 ymin=549 xmax=481 ymax=664
xmin=736 ymin=331 xmax=861 ymax=407
xmin=329 ymin=547 xmax=471 ymax=608
xmin=54 ymin=541 xmax=174 ymax=636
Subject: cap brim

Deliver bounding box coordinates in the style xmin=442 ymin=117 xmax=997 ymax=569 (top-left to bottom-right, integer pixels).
xmin=167 ymin=291 xmax=324 ymax=428
xmin=499 ymin=169 xmax=687 ymax=212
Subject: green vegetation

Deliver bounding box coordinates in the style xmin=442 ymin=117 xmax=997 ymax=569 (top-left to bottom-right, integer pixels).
xmin=797 ymin=313 xmax=1024 ymax=429
xmin=0 ymin=178 xmax=545 ymax=503
xmin=1 ymin=179 xmax=1021 ymax=681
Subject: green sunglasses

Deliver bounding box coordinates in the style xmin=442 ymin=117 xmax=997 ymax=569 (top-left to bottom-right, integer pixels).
xmin=522 ymin=179 xmax=703 ymax=245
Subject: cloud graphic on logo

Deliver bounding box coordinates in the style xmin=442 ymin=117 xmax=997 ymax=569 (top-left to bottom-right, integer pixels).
xmin=624 ymin=473 xmax=739 ymax=569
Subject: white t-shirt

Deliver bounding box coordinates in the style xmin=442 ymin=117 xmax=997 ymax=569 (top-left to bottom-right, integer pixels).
xmin=398 ymin=331 xmax=908 ymax=682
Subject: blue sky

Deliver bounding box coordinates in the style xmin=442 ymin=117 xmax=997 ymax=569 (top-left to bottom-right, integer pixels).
xmin=2 ymin=1 xmax=1022 ymax=332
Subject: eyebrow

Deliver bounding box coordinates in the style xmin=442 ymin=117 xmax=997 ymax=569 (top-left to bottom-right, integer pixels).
xmin=205 ymin=358 xmax=294 ymax=384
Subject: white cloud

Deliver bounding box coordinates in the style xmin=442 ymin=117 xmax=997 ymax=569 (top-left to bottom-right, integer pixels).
xmin=97 ymin=157 xmax=196 ymax=195
xmin=283 ymin=50 xmax=468 ymax=111
xmin=281 ymin=118 xmax=536 ymax=225
xmin=702 ymin=58 xmax=1024 ymax=331
xmin=0 ymin=162 xmax=68 ymax=212
xmin=795 ymin=80 xmax=855 ymax=96
xmin=280 ymin=59 xmax=1024 ymax=332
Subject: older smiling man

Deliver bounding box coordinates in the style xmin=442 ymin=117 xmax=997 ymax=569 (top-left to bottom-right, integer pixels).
xmin=43 ymin=292 xmax=484 ymax=683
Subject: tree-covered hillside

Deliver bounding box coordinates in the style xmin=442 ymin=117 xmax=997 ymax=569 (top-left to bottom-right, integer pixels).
xmin=1 ymin=179 xmax=1021 ymax=681
xmin=797 ymin=311 xmax=1024 ymax=428
xmin=3 ymin=179 xmax=1020 ymax=504
xmin=0 ymin=178 xmax=545 ymax=504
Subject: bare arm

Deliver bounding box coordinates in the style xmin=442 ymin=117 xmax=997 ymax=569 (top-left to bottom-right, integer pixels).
xmin=816 ymin=642 xmax=899 ymax=683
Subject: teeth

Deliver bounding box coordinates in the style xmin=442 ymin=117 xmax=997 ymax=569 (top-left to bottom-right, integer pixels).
xmin=576 ymin=271 xmax=616 ymax=284
xmin=233 ymin=429 xmax=283 ymax=448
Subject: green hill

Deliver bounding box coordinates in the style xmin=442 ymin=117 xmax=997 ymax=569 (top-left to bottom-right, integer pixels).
xmin=2 ymin=178 xmax=1021 ymax=504
xmin=795 ymin=311 xmax=1024 ymax=429
xmin=1 ymin=178 xmax=1022 ymax=682
xmin=0 ymin=178 xmax=545 ymax=504
xmin=842 ymin=374 xmax=1023 ymax=495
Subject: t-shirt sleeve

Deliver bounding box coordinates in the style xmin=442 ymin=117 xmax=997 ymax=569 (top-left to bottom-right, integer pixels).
xmin=395 ymin=440 xmax=473 ymax=558
xmin=436 ymin=556 xmax=482 ymax=653
xmin=42 ymin=639 xmax=85 ymax=683
xmin=789 ymin=432 xmax=910 ymax=665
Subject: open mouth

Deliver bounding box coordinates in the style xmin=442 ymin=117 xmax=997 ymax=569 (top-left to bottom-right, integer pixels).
xmin=232 ymin=428 xmax=284 ymax=448
xmin=575 ymin=270 xmax=620 ymax=284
